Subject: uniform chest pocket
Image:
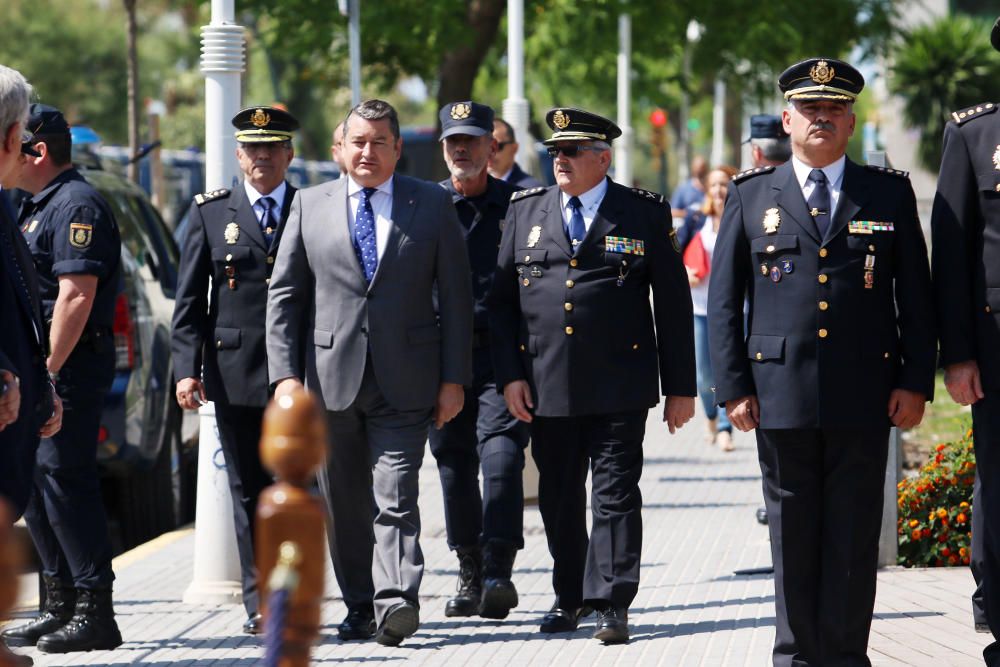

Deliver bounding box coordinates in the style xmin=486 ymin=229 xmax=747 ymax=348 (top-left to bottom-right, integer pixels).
xmin=751 ymin=235 xmax=799 ymax=256
xmin=515 ymin=248 xmax=548 ymax=267
xmin=977 ymin=171 xmax=1000 ymax=197
xmin=211 ymin=246 xmax=252 ymax=264
xmin=846 ymin=234 xmax=888 ymax=254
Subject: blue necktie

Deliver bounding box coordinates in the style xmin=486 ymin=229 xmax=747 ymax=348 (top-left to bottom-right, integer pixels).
xmin=807 ymin=169 xmax=831 ymax=239
xmin=566 ymin=196 xmax=586 ymax=251
xmin=354 ymin=187 xmax=378 ymax=282
xmin=259 ymin=196 xmax=276 ymax=246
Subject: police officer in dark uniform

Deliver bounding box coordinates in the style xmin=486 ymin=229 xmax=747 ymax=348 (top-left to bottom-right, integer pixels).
xmin=171 ymin=106 xmax=299 ymax=635
xmin=429 ymin=101 xmax=530 ymax=621
xmin=708 ymin=59 xmax=936 ymax=666
xmin=489 ymin=107 xmax=696 ymax=644
xmin=747 ymin=114 xmax=792 ymax=170
xmin=931 ymin=17 xmax=1000 ymax=664
xmin=489 ymin=117 xmax=543 ymax=188
xmin=3 ymin=104 xmax=123 ymax=654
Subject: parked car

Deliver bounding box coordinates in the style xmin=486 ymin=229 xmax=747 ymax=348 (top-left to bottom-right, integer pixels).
xmin=74 ymin=165 xmax=197 ymax=553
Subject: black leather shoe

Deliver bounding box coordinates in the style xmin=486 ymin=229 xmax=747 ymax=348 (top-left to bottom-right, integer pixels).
xmin=444 ymin=547 xmax=482 ymax=617
xmin=539 ymin=605 xmax=590 ymax=633
xmin=36 ymin=589 xmax=122 ymax=653
xmin=593 ymin=607 xmax=629 ymax=644
xmin=2 ymin=576 xmax=75 ymax=647
xmin=338 ymin=606 xmax=376 ymax=641
xmin=243 ymin=613 xmax=262 ymax=635
xmin=756 ymin=506 xmax=769 ymax=525
xmin=375 ymin=601 xmax=419 ymax=647
xmin=480 ymin=541 xmax=518 ymax=619
xmin=976 ymin=621 xmax=991 ymax=633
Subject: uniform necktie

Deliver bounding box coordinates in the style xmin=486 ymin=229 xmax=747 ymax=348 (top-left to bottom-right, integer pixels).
xmin=806 ymin=169 xmax=831 ymax=239
xmin=566 ymin=196 xmax=586 ymax=250
xmin=259 ymin=196 xmax=276 ymax=246
xmin=354 ymin=187 xmax=378 ymax=282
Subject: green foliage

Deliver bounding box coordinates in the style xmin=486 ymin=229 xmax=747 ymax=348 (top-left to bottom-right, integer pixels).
xmin=897 ymin=426 xmax=976 ymax=568
xmin=890 ymin=15 xmax=1000 ymax=172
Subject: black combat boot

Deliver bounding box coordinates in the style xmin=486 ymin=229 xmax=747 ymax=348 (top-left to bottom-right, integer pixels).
xmin=444 ymin=546 xmax=482 ymax=617
xmin=36 ymin=588 xmax=122 ymax=653
xmin=480 ymin=540 xmax=518 ymax=619
xmin=1 ymin=576 xmax=75 ymax=647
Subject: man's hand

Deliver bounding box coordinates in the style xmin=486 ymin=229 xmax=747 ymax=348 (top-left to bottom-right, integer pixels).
xmin=274 ymin=377 xmax=305 ymax=401
xmin=888 ymin=388 xmax=926 ymax=430
xmin=944 ymin=360 xmax=984 ymax=407
xmin=175 ymin=377 xmax=207 ymax=410
xmin=502 ymin=380 xmax=534 ymax=423
xmin=39 ymin=389 xmax=62 ymax=438
xmin=433 ymin=382 xmax=465 ymax=429
xmin=726 ymin=395 xmax=760 ymax=432
xmin=663 ymin=395 xmax=695 ymax=434
xmin=0 ymin=370 xmax=21 ymax=430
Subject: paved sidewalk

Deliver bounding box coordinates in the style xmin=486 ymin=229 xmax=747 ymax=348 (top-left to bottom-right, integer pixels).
xmin=5 ymin=407 xmax=990 ymax=666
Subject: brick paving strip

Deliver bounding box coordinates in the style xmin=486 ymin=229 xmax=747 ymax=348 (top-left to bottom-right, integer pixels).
xmin=4 ymin=407 xmax=989 ymax=666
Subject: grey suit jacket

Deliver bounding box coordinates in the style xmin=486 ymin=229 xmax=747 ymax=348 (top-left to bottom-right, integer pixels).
xmin=266 ymin=174 xmax=474 ymax=412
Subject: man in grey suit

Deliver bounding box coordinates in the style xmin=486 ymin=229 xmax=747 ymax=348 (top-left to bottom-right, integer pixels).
xmin=266 ymin=99 xmax=473 ymax=647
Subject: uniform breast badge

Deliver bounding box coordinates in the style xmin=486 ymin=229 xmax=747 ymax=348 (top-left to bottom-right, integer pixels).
xmin=864 ymin=254 xmax=875 ymax=289
xmin=993 ymin=145 xmax=1000 ymax=171
xmin=770 ymin=266 xmax=783 ymax=283
xmin=526 ymin=225 xmax=542 ymax=248
xmin=760 ymin=263 xmax=769 ymax=276
xmin=69 ymin=223 xmax=93 ymax=249
xmin=762 ymin=208 xmax=781 ymax=234
xmin=224 ymin=222 xmax=240 ymax=244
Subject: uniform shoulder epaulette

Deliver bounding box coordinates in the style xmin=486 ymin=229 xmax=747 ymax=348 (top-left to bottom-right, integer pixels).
xmin=732 ymin=165 xmax=775 ymax=182
xmin=193 ymin=188 xmax=230 ymax=205
xmin=510 ymin=186 xmax=545 ymax=202
xmin=629 ymin=187 xmax=666 ymax=204
xmin=950 ymin=102 xmax=997 ymax=125
xmin=865 ymin=164 xmax=909 ymax=179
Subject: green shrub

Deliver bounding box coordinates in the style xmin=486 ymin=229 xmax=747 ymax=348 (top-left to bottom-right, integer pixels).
xmin=897 ymin=426 xmax=975 ymax=567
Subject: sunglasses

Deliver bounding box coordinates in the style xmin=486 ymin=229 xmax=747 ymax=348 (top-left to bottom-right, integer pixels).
xmin=546 ymin=145 xmax=602 ymax=158
xmin=496 ymin=140 xmax=514 ymax=150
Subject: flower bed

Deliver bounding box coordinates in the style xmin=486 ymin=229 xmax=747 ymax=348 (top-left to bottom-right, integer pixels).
xmin=897 ymin=426 xmax=975 ymax=567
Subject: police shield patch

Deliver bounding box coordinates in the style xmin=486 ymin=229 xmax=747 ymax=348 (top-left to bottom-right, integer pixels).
xmin=69 ymin=223 xmax=93 ymax=249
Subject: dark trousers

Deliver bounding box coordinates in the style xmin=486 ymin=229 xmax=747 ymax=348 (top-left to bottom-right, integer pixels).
xmin=973 ymin=472 xmax=987 ymax=626
xmin=427 ymin=348 xmax=529 ymax=550
xmin=24 ymin=390 xmax=114 ymax=590
xmin=316 ymin=358 xmax=432 ymax=625
xmin=531 ymin=411 xmax=646 ymax=610
xmin=972 ymin=392 xmax=1000 ymax=666
xmin=214 ymin=403 xmax=272 ymax=617
xmin=757 ymin=427 xmax=889 ymax=667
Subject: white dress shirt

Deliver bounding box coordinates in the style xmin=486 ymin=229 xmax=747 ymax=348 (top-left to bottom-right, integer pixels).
xmin=243 ymin=180 xmax=287 ymax=228
xmin=791 ymin=154 xmax=845 ymax=219
xmin=560 ymin=178 xmax=609 ymax=233
xmin=347 ymin=175 xmax=394 ymax=261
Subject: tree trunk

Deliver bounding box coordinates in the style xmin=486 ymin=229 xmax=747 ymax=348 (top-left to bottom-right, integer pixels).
xmin=124 ymin=0 xmax=140 ymax=184
xmin=435 ymin=0 xmax=506 ymax=114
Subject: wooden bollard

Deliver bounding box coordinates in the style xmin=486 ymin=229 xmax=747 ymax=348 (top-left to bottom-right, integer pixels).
xmin=256 ymin=388 xmax=328 ymax=667
xmin=0 ymin=500 xmax=26 ymax=667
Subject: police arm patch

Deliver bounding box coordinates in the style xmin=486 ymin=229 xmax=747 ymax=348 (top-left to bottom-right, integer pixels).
xmin=69 ymin=222 xmax=93 ymax=249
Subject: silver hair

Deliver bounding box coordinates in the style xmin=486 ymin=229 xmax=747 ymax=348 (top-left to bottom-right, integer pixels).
xmin=751 ymin=137 xmax=792 ymax=162
xmin=0 ymin=65 xmax=32 ymax=139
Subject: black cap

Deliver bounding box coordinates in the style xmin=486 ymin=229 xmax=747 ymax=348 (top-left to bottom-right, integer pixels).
xmin=439 ymin=101 xmax=494 ymax=140
xmin=232 ymin=106 xmax=299 ymax=143
xmin=543 ymin=107 xmax=621 ymax=145
xmin=744 ymin=114 xmax=787 ymax=143
xmin=778 ymin=58 xmax=864 ymax=103
xmin=992 ymin=17 xmax=1000 ymax=52
xmin=27 ymin=103 xmax=70 ymax=137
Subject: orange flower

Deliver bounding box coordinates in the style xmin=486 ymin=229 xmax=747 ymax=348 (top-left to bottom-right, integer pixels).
xmin=960 ymin=501 xmax=970 ymax=509
xmin=911 ymin=529 xmax=921 ymax=541
xmin=937 ymin=508 xmax=948 ymax=519
xmin=909 ymin=519 xmax=919 ymax=528
xmin=936 ymin=443 xmax=947 ymax=452
xmin=957 ymin=513 xmax=968 ymax=524
xmin=960 ymin=547 xmax=969 ymax=558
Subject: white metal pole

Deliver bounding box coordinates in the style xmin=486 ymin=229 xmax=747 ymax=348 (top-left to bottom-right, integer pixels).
xmin=710 ymin=77 xmax=726 ymax=167
xmin=185 ymin=0 xmax=245 ymax=606
xmin=349 ymin=0 xmax=361 ymax=106
xmin=614 ymin=12 xmax=632 ymax=186
xmin=502 ymin=0 xmax=538 ymax=178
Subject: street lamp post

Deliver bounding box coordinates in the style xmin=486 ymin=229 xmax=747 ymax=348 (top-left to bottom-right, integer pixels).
xmin=503 ymin=0 xmax=537 ymax=178
xmin=679 ymin=19 xmax=703 ymax=182
xmin=614 ymin=10 xmax=633 ymax=186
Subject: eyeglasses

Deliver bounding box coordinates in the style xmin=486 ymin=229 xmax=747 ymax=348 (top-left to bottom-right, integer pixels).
xmin=496 ymin=141 xmax=514 ymax=150
xmin=546 ymin=145 xmax=602 ymax=158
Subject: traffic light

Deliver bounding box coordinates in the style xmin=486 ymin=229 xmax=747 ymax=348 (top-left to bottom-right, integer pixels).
xmin=649 ymin=108 xmax=667 ymax=154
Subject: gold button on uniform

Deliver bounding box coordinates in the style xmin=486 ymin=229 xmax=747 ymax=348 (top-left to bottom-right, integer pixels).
xmin=987 ymin=305 xmax=993 ymax=313
xmin=819 ymin=248 xmax=828 ymax=258
xmin=766 ymin=245 xmax=775 ymax=253
xmin=266 ymin=256 xmax=274 ymax=264
xmin=818 ymin=274 xmax=828 ymax=284
xmin=216 ymin=340 xmax=223 ymax=349
xmin=570 ymin=258 xmax=579 ymax=268
xmin=524 ymin=255 xmax=531 ymax=262
xmin=818 ymin=301 xmax=829 ymax=311
xmin=818 ymin=328 xmax=828 ymax=338
xmin=564 ymin=302 xmax=573 ymax=312
xmin=566 ymin=279 xmax=575 ymax=288
xmin=565 ymin=326 xmax=574 ymax=335
xmin=265 ymin=278 xmax=270 ymax=285
xmin=225 ymin=253 xmax=233 ymax=262
xmin=632 ymin=343 xmax=639 ymax=350
xmin=884 ymin=352 xmax=890 ymax=359
xmin=755 ymin=352 xmax=763 ymax=360
xmin=868 ymin=244 xmax=875 ymax=252
xmin=519 ymin=344 xmax=526 ymax=352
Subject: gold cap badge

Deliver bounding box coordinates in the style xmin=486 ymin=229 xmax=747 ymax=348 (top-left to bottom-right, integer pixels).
xmin=762 ymin=208 xmax=781 ymax=234
xmin=809 ymin=60 xmax=835 ymax=85
xmin=250 ymin=108 xmax=270 ymax=128
xmin=552 ymin=110 xmax=570 ymax=130
xmin=450 ymin=103 xmax=471 ymax=120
